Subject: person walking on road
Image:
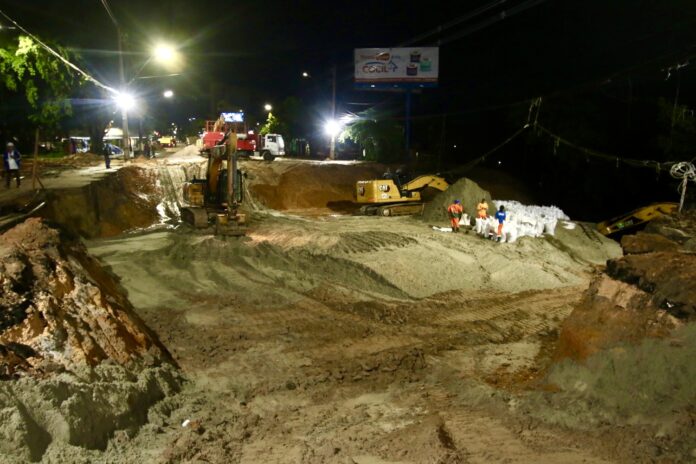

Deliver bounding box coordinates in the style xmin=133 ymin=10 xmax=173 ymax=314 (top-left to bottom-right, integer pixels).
xmin=495 ymin=205 xmax=507 ymax=241
xmin=3 ymin=142 xmax=21 ymax=188
xmin=103 ymin=143 xmax=112 ymax=169
xmin=476 ymin=198 xmax=489 ymax=219
xmin=447 ymin=199 xmax=464 ymax=233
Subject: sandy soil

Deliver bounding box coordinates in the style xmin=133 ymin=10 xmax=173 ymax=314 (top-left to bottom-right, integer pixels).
xmin=6 ymin=149 xmax=695 ymax=463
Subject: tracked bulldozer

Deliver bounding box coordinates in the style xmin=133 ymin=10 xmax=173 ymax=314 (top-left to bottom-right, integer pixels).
xmin=355 ymin=173 xmax=449 ymax=216
xmin=182 ymin=133 xmax=246 ymax=235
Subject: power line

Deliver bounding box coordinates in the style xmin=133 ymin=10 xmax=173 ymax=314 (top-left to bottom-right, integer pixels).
xmin=439 ymin=0 xmax=550 ymax=45
xmin=99 ymin=0 xmax=119 ymax=28
xmin=0 ymin=8 xmax=116 ymax=93
xmin=398 ymin=0 xmax=509 ymax=46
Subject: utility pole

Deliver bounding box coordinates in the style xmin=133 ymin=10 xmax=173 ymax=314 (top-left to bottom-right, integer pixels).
xmin=101 ymin=0 xmax=130 ymax=159
xmin=117 ymin=29 xmax=130 ymax=160
xmin=329 ymin=63 xmax=336 ymax=160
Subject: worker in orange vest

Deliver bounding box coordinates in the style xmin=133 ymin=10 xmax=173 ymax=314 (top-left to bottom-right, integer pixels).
xmin=447 ymin=199 xmax=464 ymax=232
xmin=476 ymin=198 xmax=489 ymax=219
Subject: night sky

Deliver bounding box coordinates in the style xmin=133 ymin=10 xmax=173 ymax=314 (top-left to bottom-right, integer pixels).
xmin=4 ymin=1 xmax=696 ymax=119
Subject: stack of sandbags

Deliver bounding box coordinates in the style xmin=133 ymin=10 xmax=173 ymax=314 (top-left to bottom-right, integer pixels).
xmin=473 ymin=200 xmax=570 ymax=243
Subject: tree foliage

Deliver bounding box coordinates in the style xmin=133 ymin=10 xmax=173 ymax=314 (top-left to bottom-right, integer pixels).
xmin=0 ymin=35 xmax=79 ymax=128
xmin=259 ymin=112 xmax=288 ymax=136
xmin=339 ymin=112 xmax=403 ymax=162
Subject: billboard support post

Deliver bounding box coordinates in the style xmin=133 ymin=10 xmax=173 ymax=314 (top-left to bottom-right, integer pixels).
xmin=354 ymin=47 xmax=439 ymax=162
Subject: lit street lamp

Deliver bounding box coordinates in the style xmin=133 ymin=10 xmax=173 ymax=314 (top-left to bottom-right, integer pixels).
xmin=163 ymin=89 xmax=174 ymax=98
xmin=113 ymin=91 xmax=136 ymax=112
xmin=153 ymin=43 xmax=176 ymax=63
xmin=264 ymin=103 xmax=273 ymax=112
xmin=302 ymin=71 xmax=310 ymax=78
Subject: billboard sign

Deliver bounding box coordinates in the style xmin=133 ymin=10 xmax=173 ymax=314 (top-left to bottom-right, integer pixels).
xmin=221 ymin=112 xmax=244 ymax=123
xmin=355 ymin=47 xmax=439 ymax=86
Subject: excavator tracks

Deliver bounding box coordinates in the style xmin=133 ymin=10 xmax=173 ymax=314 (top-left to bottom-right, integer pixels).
xmin=359 ymin=203 xmax=425 ymax=217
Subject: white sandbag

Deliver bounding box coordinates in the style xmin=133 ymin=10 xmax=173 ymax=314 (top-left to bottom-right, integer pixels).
xmin=491 ymin=200 xmax=570 ymax=241
xmin=544 ymin=219 xmax=557 ymax=236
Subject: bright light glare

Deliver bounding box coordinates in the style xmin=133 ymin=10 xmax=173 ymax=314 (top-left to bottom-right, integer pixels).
xmin=163 ymin=89 xmax=174 ymax=98
xmin=113 ymin=92 xmax=136 ymax=111
xmin=302 ymin=71 xmax=309 ymax=78
xmin=153 ymin=43 xmax=176 ymax=62
xmin=264 ymin=103 xmax=272 ymax=111
xmin=324 ymin=119 xmax=342 ymax=137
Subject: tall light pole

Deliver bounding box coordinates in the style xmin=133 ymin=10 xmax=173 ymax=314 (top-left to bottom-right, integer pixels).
xmin=329 ymin=64 xmax=336 ymax=160
xmin=117 ymin=31 xmax=131 ymax=159
xmin=101 ymin=0 xmax=131 ymax=159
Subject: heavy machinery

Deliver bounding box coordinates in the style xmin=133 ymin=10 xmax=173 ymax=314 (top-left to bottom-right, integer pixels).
xmin=355 ymin=174 xmax=449 ymax=216
xmin=597 ymin=202 xmax=678 ymax=236
xmin=182 ymin=134 xmax=246 ymax=235
xmin=202 ymin=113 xmax=285 ymax=161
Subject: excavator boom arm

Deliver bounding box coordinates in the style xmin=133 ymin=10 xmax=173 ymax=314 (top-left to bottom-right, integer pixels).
xmin=402 ymin=175 xmax=449 ymax=192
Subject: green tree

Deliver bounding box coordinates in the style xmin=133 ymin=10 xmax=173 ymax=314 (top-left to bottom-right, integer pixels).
xmin=339 ymin=112 xmax=403 ymax=162
xmin=0 ymin=35 xmax=79 ymax=128
xmin=259 ymin=112 xmax=288 ymax=136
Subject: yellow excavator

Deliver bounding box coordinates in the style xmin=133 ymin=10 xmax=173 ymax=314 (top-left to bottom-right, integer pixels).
xmin=355 ymin=174 xmax=449 ymax=216
xmin=597 ymin=202 xmax=678 ymax=236
xmin=182 ymin=133 xmax=246 ymax=235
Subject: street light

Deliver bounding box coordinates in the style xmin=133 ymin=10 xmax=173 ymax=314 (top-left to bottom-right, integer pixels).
xmin=302 ymin=71 xmax=310 ymax=78
xmin=153 ymin=43 xmax=176 ymax=63
xmin=324 ymin=119 xmax=342 ymax=137
xmin=264 ymin=103 xmax=272 ymax=112
xmin=113 ymin=91 xmax=136 ymax=112
xmin=163 ymin=89 xmax=174 ymax=98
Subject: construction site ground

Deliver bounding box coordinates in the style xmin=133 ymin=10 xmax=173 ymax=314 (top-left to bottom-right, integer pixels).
xmin=1 ymin=147 xmax=694 ymax=463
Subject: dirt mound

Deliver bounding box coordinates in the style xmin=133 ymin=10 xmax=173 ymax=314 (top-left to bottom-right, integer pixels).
xmin=554 ymin=273 xmax=680 ymax=361
xmin=556 ymin=212 xmax=696 ymax=362
xmin=0 ymin=218 xmax=173 ymax=378
xmin=40 ymin=165 xmax=162 ymax=238
xmin=536 ymin=212 xmax=696 ymax=459
xmin=247 ymin=162 xmax=385 ymax=212
xmin=620 ymin=231 xmax=680 ymax=254
xmin=422 ymin=177 xmax=492 ymax=223
xmin=0 ymin=218 xmax=181 ymax=461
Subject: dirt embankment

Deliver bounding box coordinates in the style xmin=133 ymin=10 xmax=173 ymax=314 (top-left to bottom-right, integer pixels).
xmin=245 ymin=161 xmax=386 ymax=212
xmin=0 ymin=218 xmax=180 ymax=461
xmin=533 ymin=213 xmax=696 ymax=460
xmin=40 ymin=166 xmax=164 ymax=238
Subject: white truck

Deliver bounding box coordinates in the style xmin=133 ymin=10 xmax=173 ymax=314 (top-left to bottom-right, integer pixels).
xmin=237 ymin=132 xmax=285 ymax=161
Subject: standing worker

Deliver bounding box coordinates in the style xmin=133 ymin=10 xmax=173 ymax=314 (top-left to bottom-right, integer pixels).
xmin=447 ymin=199 xmax=464 ymax=233
xmin=3 ymin=142 xmax=21 ymax=189
xmin=495 ymin=205 xmax=506 ymax=241
xmin=103 ymin=143 xmax=112 ymax=169
xmin=476 ymin=198 xmax=489 ymax=219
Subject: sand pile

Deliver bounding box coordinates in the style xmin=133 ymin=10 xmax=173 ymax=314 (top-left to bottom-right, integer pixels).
xmin=0 ymin=218 xmax=181 ymax=461
xmin=422 ymin=177 xmax=492 ymax=223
